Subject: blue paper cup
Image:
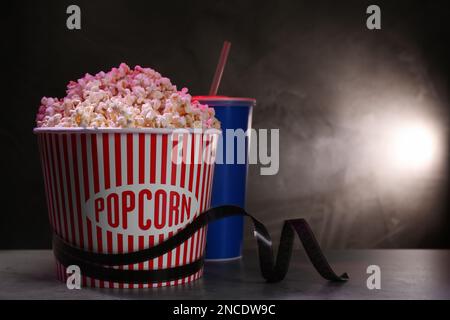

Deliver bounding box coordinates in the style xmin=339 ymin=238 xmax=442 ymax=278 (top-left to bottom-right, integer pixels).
xmin=193 ymin=96 xmax=255 ymax=260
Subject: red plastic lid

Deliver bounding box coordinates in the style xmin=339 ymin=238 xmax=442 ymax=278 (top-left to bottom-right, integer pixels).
xmin=192 ymin=95 xmax=256 ymax=106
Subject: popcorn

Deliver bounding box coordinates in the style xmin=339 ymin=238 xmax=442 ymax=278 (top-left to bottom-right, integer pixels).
xmin=36 ymin=63 xmax=221 ymax=129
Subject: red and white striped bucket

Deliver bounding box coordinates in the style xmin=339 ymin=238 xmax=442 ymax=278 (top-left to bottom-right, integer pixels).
xmin=34 ymin=128 xmax=220 ymax=288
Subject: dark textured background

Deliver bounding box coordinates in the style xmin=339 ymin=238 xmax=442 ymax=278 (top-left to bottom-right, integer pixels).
xmin=2 ymin=0 xmax=448 ymax=249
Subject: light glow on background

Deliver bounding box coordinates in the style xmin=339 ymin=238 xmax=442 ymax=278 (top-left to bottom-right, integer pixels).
xmin=387 ymin=121 xmax=439 ymax=172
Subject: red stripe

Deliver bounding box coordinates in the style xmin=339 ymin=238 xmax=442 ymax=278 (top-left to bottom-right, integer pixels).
xmin=200 ymin=138 xmax=209 ymax=212
xmin=189 ymin=232 xmax=197 ymax=266
xmin=92 ymin=133 xmax=104 ymax=287
xmin=102 ymin=134 xmax=111 ymax=190
xmin=86 ymin=219 xmax=93 ymax=252
xmin=188 ymin=134 xmax=202 ymax=277
xmin=107 ymin=231 xmax=113 ymax=288
xmin=38 ymin=134 xmax=52 ymax=224
xmin=37 ymin=136 xmax=51 ymax=224
xmin=180 ymin=134 xmax=188 ymax=188
xmin=195 ymin=225 xmax=202 ymax=260
xmin=96 ymin=229 xmax=103 ymax=251
xmin=182 ymin=234 xmax=189 ymax=265
xmin=91 ymin=134 xmax=100 ymax=194
xmin=127 ymin=134 xmax=133 ymax=185
xmin=117 ymin=233 xmax=124 ymax=289
xmin=182 ymin=234 xmax=189 ymax=284
xmin=41 ymin=135 xmax=56 ymax=232
xmin=175 ymin=227 xmax=182 ymax=284
xmin=62 ymin=135 xmax=76 ymax=245
xmin=202 ymin=226 xmax=207 ymax=259
xmin=157 ymin=234 xmax=164 ymax=287
xmin=81 ymin=134 xmax=89 ymax=201
xmin=126 ymin=134 xmax=134 ymax=288
xmin=81 ymin=133 xmax=94 ymax=286
xmin=55 ymin=135 xmax=69 ymax=238
xmin=38 ymin=136 xmax=48 ymax=216
xmin=196 ymin=228 xmax=205 ymax=262
xmin=167 ymin=231 xmax=173 ymax=277
xmin=128 ymin=235 xmax=134 ymax=289
xmin=188 ymin=135 xmax=196 ymax=192
xmin=167 ymin=134 xmax=182 ymax=284
xmin=114 ymin=133 xmax=122 ymax=187
xmin=48 ymin=134 xmax=60 ymax=234
xmin=86 ymin=218 xmax=94 ymax=287
xmin=96 ymin=225 xmax=104 ymax=288
xmin=193 ymin=135 xmax=206 ymax=263
xmin=101 ymin=135 xmax=111 ymax=288
xmin=80 ymin=134 xmax=90 ymax=201
xmin=171 ymin=135 xmax=178 ymax=186
xmin=148 ymin=235 xmax=154 ymax=287
xmin=195 ymin=134 xmax=203 ymax=198
xmin=48 ymin=135 xmax=61 ymax=235
xmin=138 ymin=235 xmax=144 ymax=288
xmin=150 ymin=135 xmax=157 ymax=184
xmin=115 ymin=134 xmax=123 ymax=289
xmin=139 ymin=134 xmax=145 ymax=184
xmin=71 ymin=135 xmax=84 ymax=249
xmin=161 ymin=135 xmax=168 ymax=184
xmin=202 ymin=226 xmax=207 ymax=258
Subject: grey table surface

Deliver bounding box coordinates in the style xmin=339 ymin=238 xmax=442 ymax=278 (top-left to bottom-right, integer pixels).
xmin=0 ymin=249 xmax=448 ymax=300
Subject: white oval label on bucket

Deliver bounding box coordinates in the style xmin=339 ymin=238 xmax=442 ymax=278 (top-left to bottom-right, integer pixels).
xmin=83 ymin=184 xmax=199 ymax=237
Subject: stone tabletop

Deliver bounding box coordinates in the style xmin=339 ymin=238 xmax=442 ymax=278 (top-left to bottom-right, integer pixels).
xmin=0 ymin=249 xmax=448 ymax=300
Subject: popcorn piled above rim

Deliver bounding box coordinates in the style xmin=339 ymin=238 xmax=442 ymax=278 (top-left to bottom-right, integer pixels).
xmin=36 ymin=63 xmax=220 ymax=129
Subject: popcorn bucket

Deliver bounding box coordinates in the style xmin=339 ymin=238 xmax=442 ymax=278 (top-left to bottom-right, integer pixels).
xmin=34 ymin=128 xmax=219 ymax=288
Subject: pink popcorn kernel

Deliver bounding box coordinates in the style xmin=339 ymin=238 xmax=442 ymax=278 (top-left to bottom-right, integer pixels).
xmin=36 ymin=63 xmax=220 ymax=129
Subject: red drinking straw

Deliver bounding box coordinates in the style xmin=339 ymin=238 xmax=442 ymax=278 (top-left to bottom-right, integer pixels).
xmin=209 ymin=41 xmax=231 ymax=96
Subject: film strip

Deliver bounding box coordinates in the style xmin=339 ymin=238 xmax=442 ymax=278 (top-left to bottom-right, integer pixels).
xmin=53 ymin=205 xmax=349 ymax=284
